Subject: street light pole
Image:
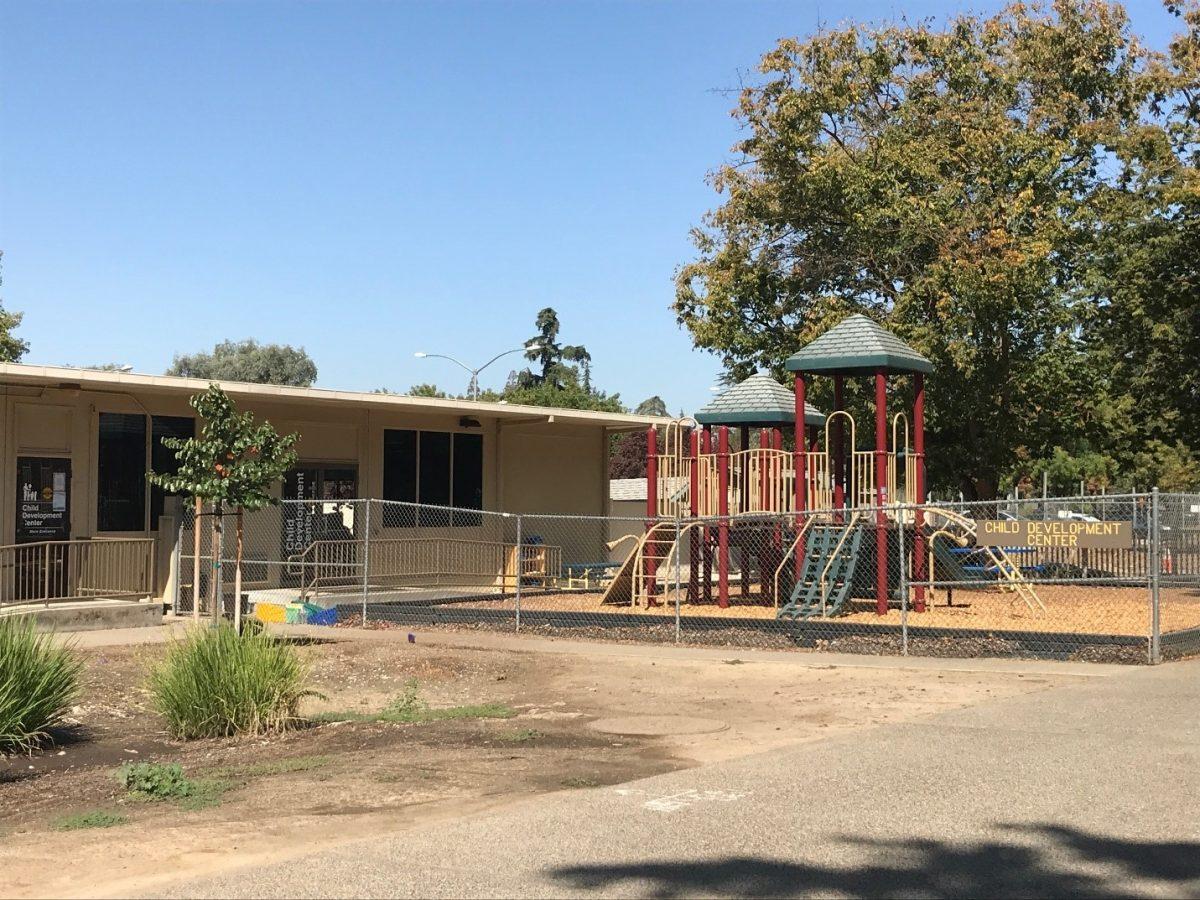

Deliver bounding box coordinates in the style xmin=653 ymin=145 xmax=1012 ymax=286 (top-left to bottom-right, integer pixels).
xmin=414 ymin=344 xmax=541 ymax=400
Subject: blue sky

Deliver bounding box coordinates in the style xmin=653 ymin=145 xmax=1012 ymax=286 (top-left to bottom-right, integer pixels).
xmin=0 ymin=0 xmax=1182 ymax=415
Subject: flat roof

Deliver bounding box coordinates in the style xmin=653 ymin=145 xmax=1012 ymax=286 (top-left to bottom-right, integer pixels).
xmin=0 ymin=363 xmax=665 ymax=430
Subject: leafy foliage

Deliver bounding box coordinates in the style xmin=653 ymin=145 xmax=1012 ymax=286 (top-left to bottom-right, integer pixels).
xmin=609 ymin=397 xmax=669 ymax=478
xmin=148 ymin=623 xmax=317 ymax=739
xmin=0 ymin=254 xmax=28 ymax=363
xmin=117 ymin=762 xmax=196 ymax=800
xmin=675 ymin=0 xmax=1200 ymax=496
xmin=148 ymin=385 xmax=297 ymax=509
xmin=166 ymin=339 xmax=318 ymax=387
xmin=0 ymin=617 xmax=82 ymax=755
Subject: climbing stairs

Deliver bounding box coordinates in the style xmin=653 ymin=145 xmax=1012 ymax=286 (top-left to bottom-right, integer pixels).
xmin=777 ymin=521 xmax=864 ymax=620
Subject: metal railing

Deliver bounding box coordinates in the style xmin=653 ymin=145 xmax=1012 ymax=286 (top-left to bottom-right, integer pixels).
xmin=0 ymin=538 xmax=155 ymax=609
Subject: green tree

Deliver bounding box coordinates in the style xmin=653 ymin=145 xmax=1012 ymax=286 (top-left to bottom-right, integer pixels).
xmin=521 ymin=308 xmax=593 ymax=391
xmin=149 ymin=385 xmax=298 ymax=629
xmin=0 ymin=255 xmax=28 ymax=363
xmin=674 ymin=1 xmax=1158 ymax=497
xmin=405 ymin=383 xmax=451 ymax=398
xmin=167 ymin=340 xmax=318 ymax=387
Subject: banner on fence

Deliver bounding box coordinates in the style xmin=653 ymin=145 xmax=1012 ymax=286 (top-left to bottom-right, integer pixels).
xmin=975 ymin=519 xmax=1134 ymax=549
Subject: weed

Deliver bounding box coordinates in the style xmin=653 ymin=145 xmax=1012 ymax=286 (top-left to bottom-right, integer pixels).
xmin=207 ymin=754 xmax=331 ymax=779
xmin=314 ymin=681 xmax=514 ymax=725
xmin=118 ymin=762 xmax=194 ymax=800
xmin=498 ymin=728 xmax=544 ymax=743
xmin=116 ymin=761 xmax=229 ymax=809
xmin=561 ymin=776 xmax=600 ymax=788
xmin=149 ymin=623 xmax=321 ymax=739
xmin=0 ymin=617 xmax=82 ymax=754
xmin=54 ymin=810 xmax=128 ymax=831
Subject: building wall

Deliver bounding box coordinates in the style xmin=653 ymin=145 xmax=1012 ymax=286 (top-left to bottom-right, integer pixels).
xmin=1 ymin=385 xmax=613 ymax=556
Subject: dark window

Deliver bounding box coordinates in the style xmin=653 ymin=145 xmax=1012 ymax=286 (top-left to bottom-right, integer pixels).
xmin=418 ymin=432 xmax=452 ymax=526
xmin=98 ymin=413 xmax=146 ymax=531
xmin=150 ymin=416 xmax=194 ymax=530
xmin=382 ymin=428 xmax=484 ymax=527
xmin=382 ymin=430 xmax=417 ymax=503
xmin=452 ymin=433 xmax=483 ymax=526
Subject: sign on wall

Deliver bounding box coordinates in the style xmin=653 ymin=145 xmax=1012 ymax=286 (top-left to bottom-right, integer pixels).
xmin=974 ymin=519 xmax=1134 ymax=550
xmin=16 ymin=457 xmax=71 ymax=542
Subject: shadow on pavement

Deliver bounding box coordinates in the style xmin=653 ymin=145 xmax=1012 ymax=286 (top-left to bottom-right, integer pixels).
xmin=547 ymin=824 xmax=1200 ymax=898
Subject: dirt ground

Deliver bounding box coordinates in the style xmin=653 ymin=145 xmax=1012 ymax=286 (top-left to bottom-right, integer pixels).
xmin=1 ymin=628 xmax=1083 ymax=899
xmin=463 ymin=583 xmax=1200 ymax=636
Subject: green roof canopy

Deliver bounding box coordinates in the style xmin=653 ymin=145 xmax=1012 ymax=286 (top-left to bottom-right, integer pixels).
xmin=785 ymin=314 xmax=933 ymax=376
xmin=695 ymin=373 xmax=825 ymax=427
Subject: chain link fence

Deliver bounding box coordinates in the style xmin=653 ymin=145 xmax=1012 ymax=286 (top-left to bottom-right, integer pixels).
xmin=171 ymin=492 xmax=1200 ymax=664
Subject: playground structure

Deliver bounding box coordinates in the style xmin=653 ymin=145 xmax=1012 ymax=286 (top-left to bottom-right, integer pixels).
xmin=602 ymin=314 xmax=1043 ymax=619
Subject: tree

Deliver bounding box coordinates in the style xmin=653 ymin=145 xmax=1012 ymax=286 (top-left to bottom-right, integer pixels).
xmin=0 ymin=254 xmax=28 ymax=363
xmin=674 ymin=1 xmax=1172 ymax=497
xmin=167 ymin=340 xmax=318 ymax=387
xmin=405 ymin=383 xmax=451 ymax=398
xmin=520 ymin=308 xmax=593 ymax=391
xmin=149 ymin=385 xmax=298 ymax=630
xmin=609 ymin=397 xmax=671 ymax=479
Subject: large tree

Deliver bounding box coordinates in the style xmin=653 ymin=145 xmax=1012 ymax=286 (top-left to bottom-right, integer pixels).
xmin=0 ymin=255 xmax=28 ymax=363
xmin=167 ymin=340 xmax=318 ymax=387
xmin=674 ymin=0 xmax=1186 ymax=497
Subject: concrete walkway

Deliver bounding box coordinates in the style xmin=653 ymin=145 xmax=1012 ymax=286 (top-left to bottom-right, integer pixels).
xmin=158 ymin=655 xmax=1200 ymax=898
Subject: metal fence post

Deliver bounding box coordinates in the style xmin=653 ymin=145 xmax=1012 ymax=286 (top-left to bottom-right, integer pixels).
xmin=1150 ymin=488 xmax=1161 ymax=664
xmin=674 ymin=517 xmax=682 ymax=645
xmin=514 ymin=514 xmax=522 ymax=632
xmin=361 ymin=500 xmax=372 ymax=629
xmin=897 ymin=502 xmax=908 ymax=656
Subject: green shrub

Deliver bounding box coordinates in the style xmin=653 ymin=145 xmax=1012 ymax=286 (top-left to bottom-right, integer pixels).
xmin=0 ymin=617 xmax=82 ymax=754
xmin=118 ymin=762 xmax=195 ymax=799
xmin=149 ymin=623 xmax=316 ymax=739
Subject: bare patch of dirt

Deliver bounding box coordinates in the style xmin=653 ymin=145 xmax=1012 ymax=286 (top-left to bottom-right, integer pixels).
xmin=0 ymin=629 xmax=1080 ymax=898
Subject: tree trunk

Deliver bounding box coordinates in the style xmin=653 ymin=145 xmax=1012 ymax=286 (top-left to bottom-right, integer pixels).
xmin=233 ymin=508 xmax=244 ymax=634
xmin=210 ymin=501 xmax=223 ymax=623
xmin=192 ymin=496 xmax=202 ymax=623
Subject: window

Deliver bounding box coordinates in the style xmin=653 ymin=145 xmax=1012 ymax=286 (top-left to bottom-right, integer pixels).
xmin=382 ymin=429 xmax=483 ymax=527
xmin=382 ymin=430 xmax=417 ymax=503
xmin=98 ymin=413 xmax=147 ymax=531
xmin=98 ymin=413 xmax=195 ymax=532
xmin=150 ymin=416 xmax=194 ymax=529
xmin=452 ymin=433 xmax=483 ymax=526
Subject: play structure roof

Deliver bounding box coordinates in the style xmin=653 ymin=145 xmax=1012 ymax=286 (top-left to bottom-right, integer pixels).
xmin=695 ymin=373 xmax=825 ymax=427
xmin=785 ymin=314 xmax=933 ymax=375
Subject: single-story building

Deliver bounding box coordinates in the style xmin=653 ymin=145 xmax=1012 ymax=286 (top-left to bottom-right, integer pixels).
xmin=1 ymin=363 xmax=662 ymax=603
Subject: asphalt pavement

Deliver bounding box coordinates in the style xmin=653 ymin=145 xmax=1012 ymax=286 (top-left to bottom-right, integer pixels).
xmin=159 ymin=658 xmax=1200 ymax=899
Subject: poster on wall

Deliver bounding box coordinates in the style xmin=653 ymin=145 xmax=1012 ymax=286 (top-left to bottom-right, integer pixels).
xmin=16 ymin=457 xmax=71 ymax=542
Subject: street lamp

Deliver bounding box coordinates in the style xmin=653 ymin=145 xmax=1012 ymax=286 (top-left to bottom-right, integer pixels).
xmin=414 ymin=344 xmax=543 ymax=400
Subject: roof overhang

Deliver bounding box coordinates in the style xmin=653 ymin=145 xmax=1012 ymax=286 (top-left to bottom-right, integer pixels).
xmin=0 ymin=363 xmax=666 ymax=431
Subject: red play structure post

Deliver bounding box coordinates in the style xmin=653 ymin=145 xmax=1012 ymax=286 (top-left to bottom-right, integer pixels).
xmin=688 ymin=427 xmax=700 ymax=603
xmin=833 ymin=375 xmax=845 ymax=513
xmin=874 ymin=371 xmax=889 ymax=615
xmin=794 ymin=374 xmax=808 ymax=579
xmin=913 ymin=373 xmax=927 ymax=612
xmin=645 ymin=425 xmax=658 ymax=601
xmin=701 ymin=426 xmax=713 ymax=603
xmin=717 ymin=425 xmax=730 ymax=608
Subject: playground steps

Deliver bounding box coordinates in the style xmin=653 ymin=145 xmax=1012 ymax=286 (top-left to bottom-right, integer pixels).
xmin=777 ymin=523 xmax=864 ymax=620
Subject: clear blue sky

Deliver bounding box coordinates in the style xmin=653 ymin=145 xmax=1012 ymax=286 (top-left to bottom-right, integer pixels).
xmin=0 ymin=0 xmax=1181 ymax=415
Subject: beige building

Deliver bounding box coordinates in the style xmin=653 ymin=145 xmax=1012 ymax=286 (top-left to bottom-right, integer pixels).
xmin=1 ymin=363 xmax=659 ymax=600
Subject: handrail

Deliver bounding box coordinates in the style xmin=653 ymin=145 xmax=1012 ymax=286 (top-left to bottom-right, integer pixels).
xmin=922 ymin=509 xmax=1044 ymax=612
xmin=772 ymin=517 xmax=817 ymax=608
xmin=818 ymin=513 xmax=864 ymax=615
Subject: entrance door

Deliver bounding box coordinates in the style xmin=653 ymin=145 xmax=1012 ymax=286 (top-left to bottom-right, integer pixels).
xmin=14 ymin=457 xmax=72 ymax=601
xmin=280 ymin=465 xmax=359 ymax=587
